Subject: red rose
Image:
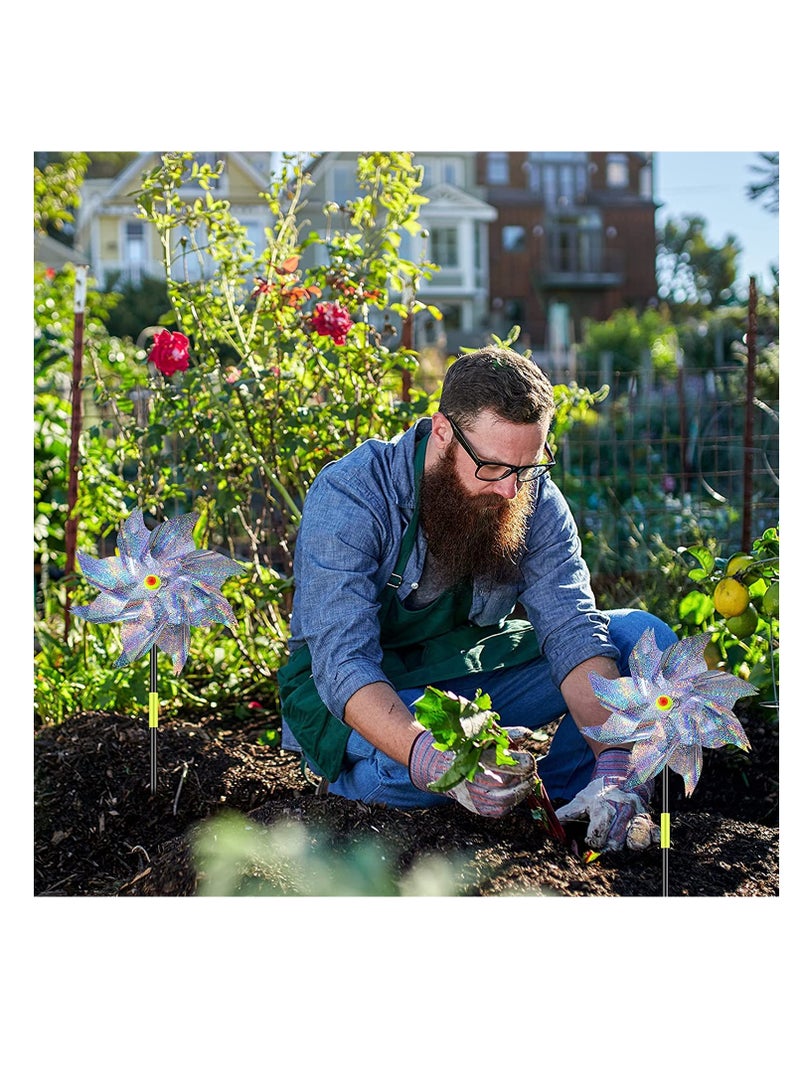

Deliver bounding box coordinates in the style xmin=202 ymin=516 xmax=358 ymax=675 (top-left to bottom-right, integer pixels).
xmin=309 ymin=301 xmax=354 ymax=345
xmin=148 ymin=329 xmax=190 ymax=376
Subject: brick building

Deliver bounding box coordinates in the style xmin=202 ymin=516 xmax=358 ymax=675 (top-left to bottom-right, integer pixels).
xmin=476 ymin=152 xmax=658 ymax=371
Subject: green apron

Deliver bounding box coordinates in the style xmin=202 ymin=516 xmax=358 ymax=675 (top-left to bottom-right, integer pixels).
xmin=277 ymin=435 xmax=542 ymax=782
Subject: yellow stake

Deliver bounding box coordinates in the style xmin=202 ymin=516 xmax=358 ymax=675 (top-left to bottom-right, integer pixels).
xmin=661 ymin=812 xmax=671 ymax=848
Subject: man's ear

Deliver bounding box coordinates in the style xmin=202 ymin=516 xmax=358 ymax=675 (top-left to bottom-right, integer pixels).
xmin=429 ymin=410 xmax=451 ymax=451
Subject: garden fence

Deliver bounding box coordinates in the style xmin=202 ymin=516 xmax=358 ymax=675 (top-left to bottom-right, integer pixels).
xmin=550 ymin=361 xmax=779 ymax=580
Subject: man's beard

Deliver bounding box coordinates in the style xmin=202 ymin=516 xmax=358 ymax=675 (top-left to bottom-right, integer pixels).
xmin=419 ymin=441 xmax=531 ymax=587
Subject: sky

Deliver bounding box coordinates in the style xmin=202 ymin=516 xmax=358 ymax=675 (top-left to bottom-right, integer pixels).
xmin=654 ymin=151 xmax=779 ymax=294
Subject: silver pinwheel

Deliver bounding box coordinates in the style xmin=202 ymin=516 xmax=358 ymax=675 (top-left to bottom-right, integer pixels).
xmin=584 ymin=628 xmax=757 ymax=796
xmin=584 ymin=628 xmax=758 ymax=895
xmin=71 ymin=508 xmax=241 ymax=674
xmin=71 ymin=508 xmax=242 ymax=792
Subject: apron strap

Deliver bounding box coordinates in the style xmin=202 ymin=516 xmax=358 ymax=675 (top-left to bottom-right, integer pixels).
xmin=381 ymin=433 xmax=428 ymax=603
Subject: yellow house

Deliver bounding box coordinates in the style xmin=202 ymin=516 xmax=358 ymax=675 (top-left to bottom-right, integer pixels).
xmin=74 ymin=152 xmax=276 ymax=288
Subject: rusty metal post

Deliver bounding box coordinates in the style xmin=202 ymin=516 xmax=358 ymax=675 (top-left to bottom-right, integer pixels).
xmin=400 ymin=285 xmax=414 ymax=425
xmin=676 ymin=342 xmax=688 ymax=497
xmin=63 ymin=265 xmax=89 ymax=637
xmin=401 ymin=309 xmax=413 ymax=402
xmin=742 ymin=277 xmax=757 ymax=550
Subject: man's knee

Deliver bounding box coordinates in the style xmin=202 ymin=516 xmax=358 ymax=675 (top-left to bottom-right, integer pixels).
xmin=607 ymin=608 xmax=677 ymax=671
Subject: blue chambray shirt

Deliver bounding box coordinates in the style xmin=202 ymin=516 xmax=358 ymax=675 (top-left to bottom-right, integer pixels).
xmin=288 ymin=417 xmax=619 ymax=722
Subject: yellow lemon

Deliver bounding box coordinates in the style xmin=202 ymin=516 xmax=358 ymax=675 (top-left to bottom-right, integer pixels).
xmin=713 ymin=576 xmax=749 ymax=618
xmin=725 ymin=603 xmax=759 ymax=639
xmin=762 ymin=582 xmax=779 ymax=619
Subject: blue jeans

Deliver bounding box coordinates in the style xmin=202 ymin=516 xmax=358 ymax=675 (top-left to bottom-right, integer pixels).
xmin=298 ymin=610 xmax=677 ymax=808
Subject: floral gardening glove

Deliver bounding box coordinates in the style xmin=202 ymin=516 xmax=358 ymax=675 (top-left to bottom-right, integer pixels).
xmin=554 ymin=747 xmax=660 ymax=852
xmin=409 ymin=729 xmax=536 ymax=819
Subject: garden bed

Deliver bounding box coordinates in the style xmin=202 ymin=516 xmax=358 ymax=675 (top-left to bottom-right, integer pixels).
xmin=33 ymin=704 xmax=778 ymax=897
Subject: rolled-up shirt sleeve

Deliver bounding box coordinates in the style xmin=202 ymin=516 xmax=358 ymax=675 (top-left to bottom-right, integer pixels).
xmin=519 ymin=477 xmax=620 ymax=688
xmin=288 ymin=463 xmax=401 ymax=721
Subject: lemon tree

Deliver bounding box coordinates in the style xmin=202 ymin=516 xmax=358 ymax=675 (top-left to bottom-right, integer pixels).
xmin=677 ymin=526 xmax=779 ymax=703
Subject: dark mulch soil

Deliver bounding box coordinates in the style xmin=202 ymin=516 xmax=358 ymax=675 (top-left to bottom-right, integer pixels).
xmin=33 ymin=703 xmax=779 ymax=897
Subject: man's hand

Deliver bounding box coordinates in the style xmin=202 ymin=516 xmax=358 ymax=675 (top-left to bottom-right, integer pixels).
xmin=555 ymin=747 xmax=659 ymax=852
xmin=409 ymin=729 xmax=536 ymax=819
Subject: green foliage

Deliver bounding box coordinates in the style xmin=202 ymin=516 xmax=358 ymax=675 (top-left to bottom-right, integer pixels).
xmin=580 ymin=307 xmax=678 ymax=382
xmin=103 ymin=273 xmax=174 ymax=340
xmin=34 ymin=152 xmax=89 ymax=237
xmin=192 ymin=812 xmax=466 ymax=896
xmin=657 ymin=214 xmax=742 ymax=313
xmin=412 ymin=686 xmax=519 ymax=791
xmin=746 ymin=153 xmax=779 ymax=215
xmin=677 ymin=526 xmax=779 ymax=703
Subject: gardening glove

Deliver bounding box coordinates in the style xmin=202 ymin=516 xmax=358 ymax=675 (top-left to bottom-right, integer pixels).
xmin=555 ymin=747 xmax=660 ymax=852
xmin=409 ymin=728 xmax=536 ymax=819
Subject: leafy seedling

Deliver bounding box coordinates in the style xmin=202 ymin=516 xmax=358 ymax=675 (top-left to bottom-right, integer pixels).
xmin=412 ymin=686 xmax=567 ymax=844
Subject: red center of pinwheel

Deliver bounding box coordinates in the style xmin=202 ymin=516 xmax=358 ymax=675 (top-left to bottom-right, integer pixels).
xmin=656 ymin=694 xmax=673 ymax=711
xmin=143 ymin=574 xmax=161 ymax=590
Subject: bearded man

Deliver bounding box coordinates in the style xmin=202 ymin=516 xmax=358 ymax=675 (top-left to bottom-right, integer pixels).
xmin=278 ymin=346 xmax=676 ymax=853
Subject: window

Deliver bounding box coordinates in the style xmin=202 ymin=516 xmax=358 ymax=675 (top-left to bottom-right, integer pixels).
xmin=546 ymin=211 xmax=602 ymax=273
xmin=430 ymin=226 xmax=458 ymax=267
xmin=440 ymin=302 xmax=463 ymax=331
xmin=418 ymin=157 xmax=464 ymax=188
xmin=606 ymin=154 xmax=629 ymax=188
xmin=124 ymin=221 xmax=146 ymax=284
xmin=486 ymin=152 xmax=509 ymax=185
xmin=441 ymin=159 xmax=462 ymax=186
xmin=528 ymin=153 xmax=587 ymax=206
xmin=502 ymin=225 xmax=526 ymax=252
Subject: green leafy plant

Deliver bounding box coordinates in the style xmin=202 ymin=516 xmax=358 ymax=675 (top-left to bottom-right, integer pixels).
xmin=192 ymin=812 xmax=467 ymax=896
xmin=678 ymin=526 xmax=779 ymax=701
xmin=412 ymin=686 xmax=519 ymax=792
xmin=412 ymin=685 xmax=568 ymax=842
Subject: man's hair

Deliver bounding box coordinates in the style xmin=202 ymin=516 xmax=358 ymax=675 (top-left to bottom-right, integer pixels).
xmin=438 ymin=345 xmax=555 ymax=428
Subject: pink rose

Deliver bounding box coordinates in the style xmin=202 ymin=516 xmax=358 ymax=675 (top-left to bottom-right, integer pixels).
xmin=148 ymin=329 xmax=190 ymax=376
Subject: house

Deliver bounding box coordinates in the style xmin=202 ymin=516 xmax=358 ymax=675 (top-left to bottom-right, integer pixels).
xmin=476 ymin=152 xmax=658 ymax=376
xmin=73 ymin=152 xmax=276 ymax=289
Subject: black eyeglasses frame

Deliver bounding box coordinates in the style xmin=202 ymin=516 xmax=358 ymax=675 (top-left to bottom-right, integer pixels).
xmin=443 ymin=414 xmax=556 ymax=483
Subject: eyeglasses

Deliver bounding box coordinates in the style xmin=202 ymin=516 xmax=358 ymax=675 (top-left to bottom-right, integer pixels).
xmin=444 ymin=414 xmax=556 ymax=483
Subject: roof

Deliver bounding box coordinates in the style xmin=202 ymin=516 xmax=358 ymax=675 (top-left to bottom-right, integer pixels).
xmin=34 ymin=233 xmax=89 ymax=268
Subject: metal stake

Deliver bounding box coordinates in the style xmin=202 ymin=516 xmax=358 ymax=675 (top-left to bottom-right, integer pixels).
xmin=149 ymin=647 xmax=158 ymax=794
xmin=661 ymin=768 xmax=670 ymax=897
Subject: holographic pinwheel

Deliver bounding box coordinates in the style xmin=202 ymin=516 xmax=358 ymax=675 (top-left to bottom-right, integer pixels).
xmin=584 ymin=627 xmax=758 ymax=894
xmin=71 ymin=508 xmax=242 ymax=792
